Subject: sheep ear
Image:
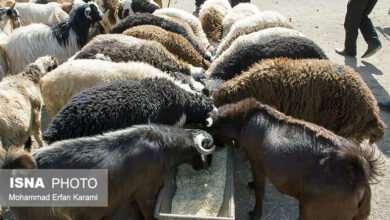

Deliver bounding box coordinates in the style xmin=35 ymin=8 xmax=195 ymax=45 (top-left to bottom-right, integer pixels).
xmin=84 ymin=6 xmax=92 ymax=20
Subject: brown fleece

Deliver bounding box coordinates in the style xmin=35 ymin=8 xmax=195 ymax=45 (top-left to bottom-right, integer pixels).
xmin=199 ymin=7 xmax=224 ymax=43
xmin=212 ymin=58 xmax=386 ymax=143
xmin=123 ymin=25 xmax=210 ymax=68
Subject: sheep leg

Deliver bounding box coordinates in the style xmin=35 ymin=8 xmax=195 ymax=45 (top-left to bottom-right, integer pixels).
xmin=24 ymin=136 xmax=33 ymax=152
xmin=137 ymin=195 xmax=158 ymax=220
xmin=129 ymin=201 xmax=144 ymax=220
xmin=32 ymin=111 xmax=44 ymax=148
xmin=249 ymin=160 xmax=266 ymax=220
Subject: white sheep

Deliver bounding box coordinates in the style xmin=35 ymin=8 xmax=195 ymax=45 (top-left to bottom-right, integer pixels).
xmin=153 ymin=8 xmax=210 ymax=50
xmin=41 ymin=59 xmax=197 ymax=117
xmin=0 ymin=56 xmax=57 ymax=151
xmin=221 ymin=3 xmax=261 ymax=39
xmin=14 ymin=2 xmax=69 ymax=26
xmin=206 ymin=27 xmax=304 ymax=78
xmin=2 ymin=2 xmax=104 ymax=74
xmin=215 ymin=10 xmax=293 ymax=58
xmin=0 ymin=5 xmax=20 ymax=79
xmin=199 ymin=0 xmax=231 ymax=44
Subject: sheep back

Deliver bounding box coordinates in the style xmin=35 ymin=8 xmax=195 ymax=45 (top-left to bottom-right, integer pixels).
xmin=215 ymin=11 xmax=293 ymax=58
xmin=123 ymin=25 xmax=210 ymax=69
xmin=212 ymin=58 xmax=386 ymax=143
xmin=208 ymin=27 xmax=303 ymax=80
xmin=41 ymin=59 xmax=180 ymax=117
xmin=222 ymin=3 xmax=261 ymax=38
xmin=43 ymin=78 xmax=214 ymax=144
xmin=110 ymin=13 xmax=208 ymax=60
xmin=207 ymin=36 xmax=328 ymax=90
xmin=153 ymin=8 xmax=210 ymax=49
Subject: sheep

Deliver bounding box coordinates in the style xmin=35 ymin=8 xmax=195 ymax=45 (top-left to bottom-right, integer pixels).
xmin=0 ymin=56 xmax=57 ymax=151
xmin=199 ymin=0 xmax=231 ymax=44
xmin=92 ymin=0 xmax=120 ymax=33
xmin=207 ymin=36 xmax=328 ymax=91
xmin=206 ymin=27 xmax=304 ymax=84
xmin=118 ymin=0 xmax=159 ymax=20
xmin=123 ymin=25 xmax=210 ymax=69
xmin=14 ymin=2 xmax=69 ymax=26
xmin=2 ymin=2 xmax=104 ymax=74
xmin=43 ymin=77 xmax=215 ymax=144
xmin=221 ymin=3 xmax=261 ymax=39
xmin=153 ymin=8 xmax=210 ymax=49
xmin=154 ymin=0 xmax=161 ymax=8
xmin=110 ymin=13 xmax=211 ymax=61
xmin=212 ymin=58 xmax=386 ymax=144
xmin=0 ymin=4 xmax=19 ymax=79
xmin=2 ymin=125 xmax=215 ymax=220
xmin=41 ymin=59 xmax=198 ymax=117
xmin=73 ymin=34 xmax=206 ymax=93
xmin=215 ymin=10 xmax=293 ymax=58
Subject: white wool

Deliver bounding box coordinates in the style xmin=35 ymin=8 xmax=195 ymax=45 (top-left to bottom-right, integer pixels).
xmin=15 ymin=2 xmax=68 ymax=26
xmin=207 ymin=27 xmax=304 ymax=77
xmin=154 ymin=8 xmax=210 ymax=49
xmin=222 ymin=3 xmax=261 ymax=39
xmin=4 ymin=23 xmax=79 ymax=74
xmin=200 ymin=0 xmax=231 ymax=15
xmin=216 ymin=10 xmax=291 ymax=57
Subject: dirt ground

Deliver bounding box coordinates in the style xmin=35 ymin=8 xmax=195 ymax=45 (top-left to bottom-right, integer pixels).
xmin=4 ymin=0 xmax=388 ymax=219
xmin=161 ymin=0 xmax=390 ymax=219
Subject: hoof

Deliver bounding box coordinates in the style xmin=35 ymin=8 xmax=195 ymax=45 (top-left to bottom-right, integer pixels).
xmin=249 ymin=211 xmax=261 ymax=220
xmin=247 ymin=181 xmax=255 ymax=190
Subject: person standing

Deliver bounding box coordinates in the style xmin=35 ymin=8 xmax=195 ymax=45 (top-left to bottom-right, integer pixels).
xmin=336 ymin=0 xmax=382 ymax=58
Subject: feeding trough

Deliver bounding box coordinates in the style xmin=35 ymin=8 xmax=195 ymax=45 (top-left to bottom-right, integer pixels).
xmin=154 ymin=146 xmax=234 ymax=220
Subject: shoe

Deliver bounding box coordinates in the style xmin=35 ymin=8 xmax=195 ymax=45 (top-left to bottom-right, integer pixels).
xmin=335 ymin=48 xmax=356 ymax=57
xmin=362 ymin=43 xmax=382 ymax=58
xmin=378 ymin=101 xmax=390 ymax=112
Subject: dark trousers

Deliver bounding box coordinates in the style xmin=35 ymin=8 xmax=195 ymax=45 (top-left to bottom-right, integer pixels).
xmin=344 ymin=0 xmax=381 ymax=55
xmin=230 ymin=0 xmax=250 ymax=7
xmin=195 ymin=0 xmax=205 ymax=7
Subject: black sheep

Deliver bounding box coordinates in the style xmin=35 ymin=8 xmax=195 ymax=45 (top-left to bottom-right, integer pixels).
xmin=207 ymin=36 xmax=328 ymax=92
xmin=43 ymin=78 xmax=215 ymax=144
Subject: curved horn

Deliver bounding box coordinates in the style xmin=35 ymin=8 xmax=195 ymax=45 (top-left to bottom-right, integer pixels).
xmin=10 ymin=2 xmax=15 ymax=10
xmin=206 ymin=117 xmax=213 ymax=127
xmin=84 ymin=5 xmax=92 ymax=20
xmin=194 ymin=134 xmax=216 ymax=155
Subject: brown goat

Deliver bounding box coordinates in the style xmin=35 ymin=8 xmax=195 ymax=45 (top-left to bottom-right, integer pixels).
xmin=123 ymin=25 xmax=210 ymax=69
xmin=206 ymin=98 xmax=380 ymax=220
xmin=212 ymin=58 xmax=386 ymax=143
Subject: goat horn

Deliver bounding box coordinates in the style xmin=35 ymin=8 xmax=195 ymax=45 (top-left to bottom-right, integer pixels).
xmin=10 ymin=2 xmax=15 ymax=10
xmin=206 ymin=117 xmax=213 ymax=127
xmin=194 ymin=134 xmax=215 ymax=155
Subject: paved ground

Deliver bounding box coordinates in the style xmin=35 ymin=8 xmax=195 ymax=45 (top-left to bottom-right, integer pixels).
xmin=4 ymin=0 xmax=388 ymax=219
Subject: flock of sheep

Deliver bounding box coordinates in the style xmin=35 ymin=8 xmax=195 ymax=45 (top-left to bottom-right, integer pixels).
xmin=0 ymin=0 xmax=386 ymax=219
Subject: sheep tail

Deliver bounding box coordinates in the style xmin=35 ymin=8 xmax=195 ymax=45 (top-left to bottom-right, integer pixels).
xmin=320 ymin=140 xmax=383 ymax=192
